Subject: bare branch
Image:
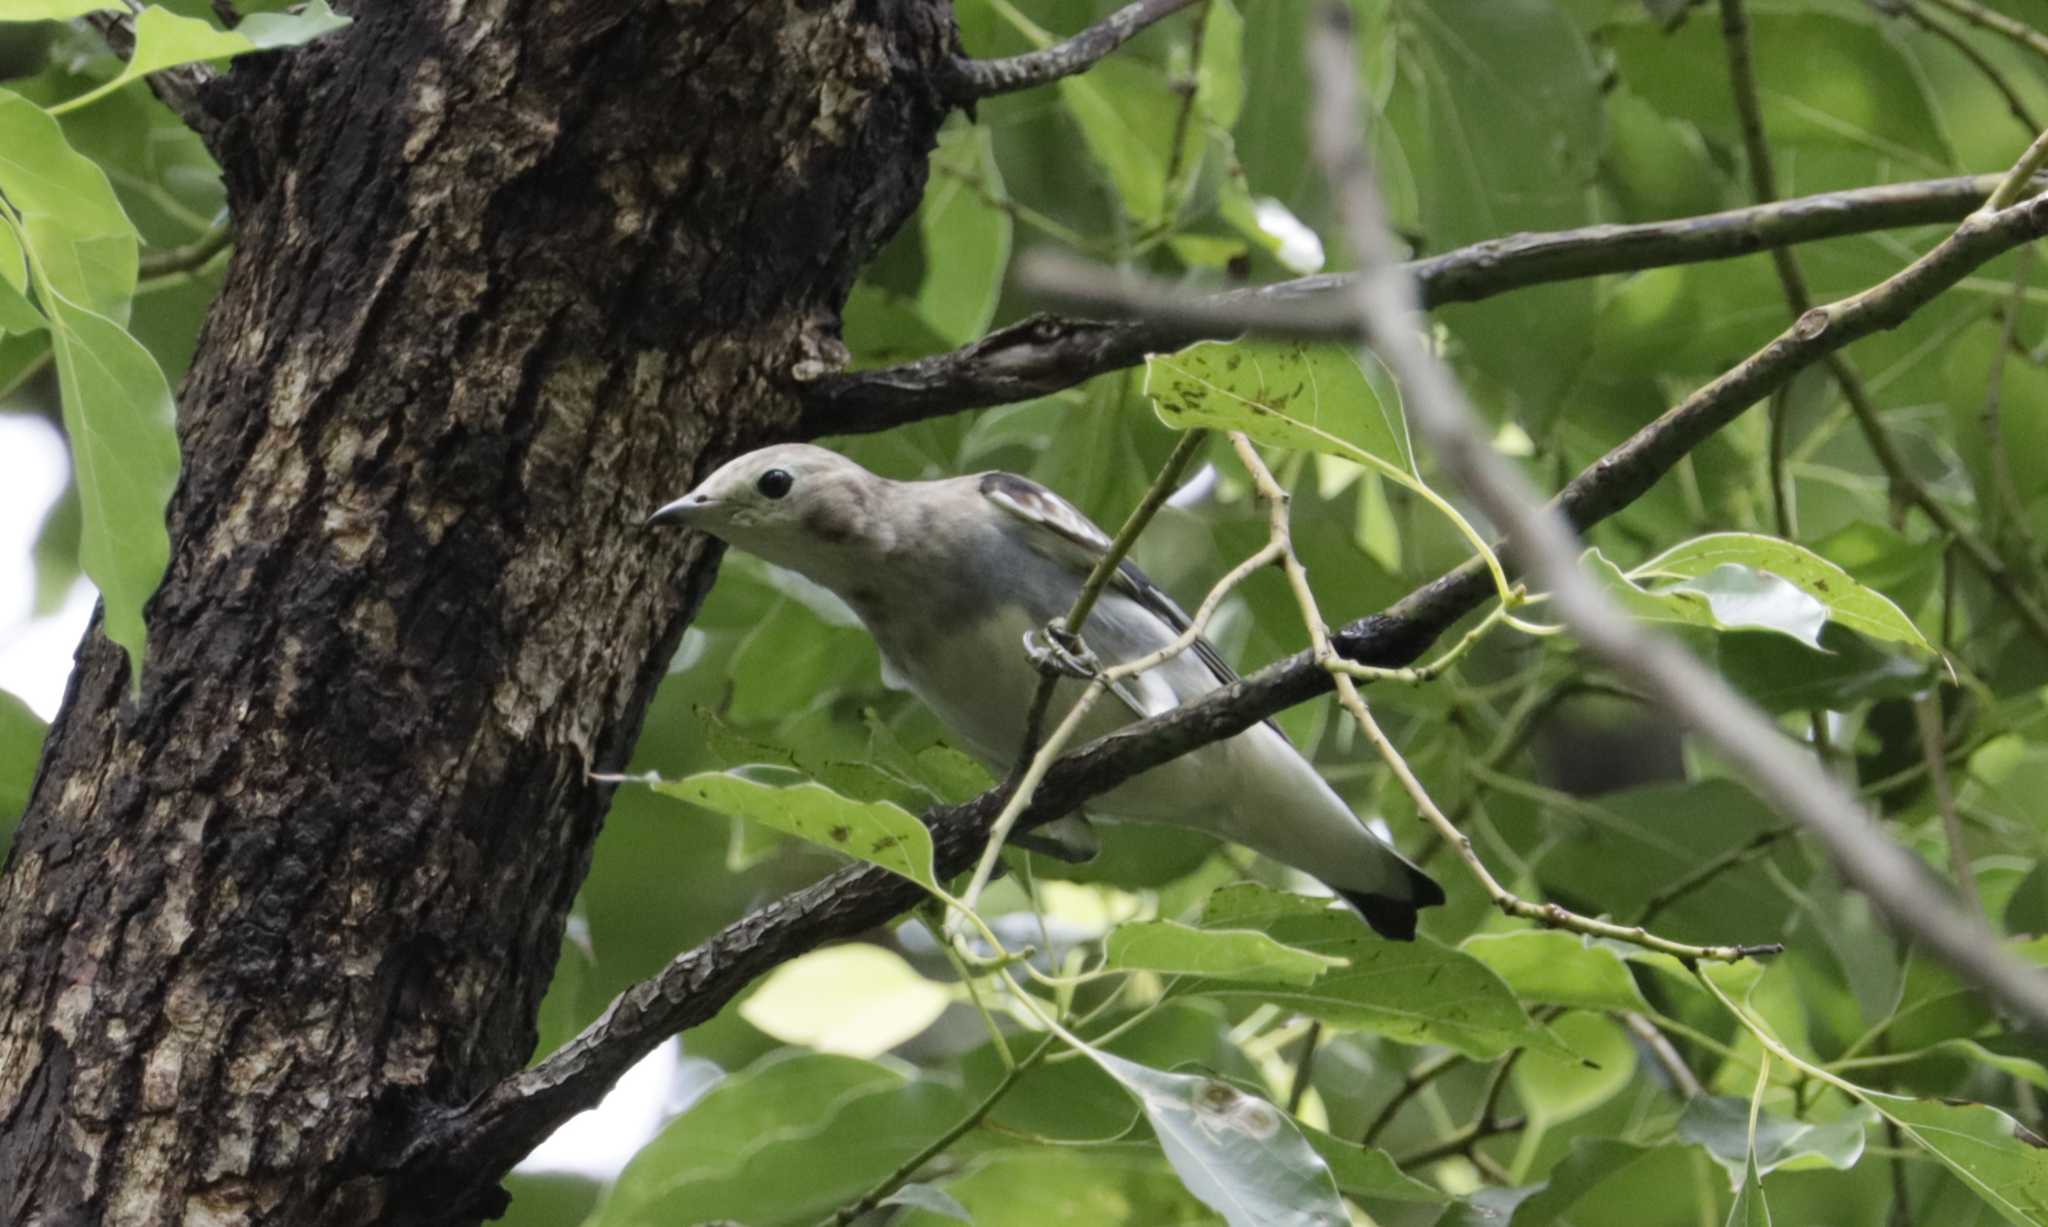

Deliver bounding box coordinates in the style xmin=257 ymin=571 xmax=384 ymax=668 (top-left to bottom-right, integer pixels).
xmin=802 ymin=174 xmax=2010 ymax=437
xmin=939 ymin=0 xmax=1201 ymax=101
xmin=1304 ymin=0 xmax=2048 ymax=1037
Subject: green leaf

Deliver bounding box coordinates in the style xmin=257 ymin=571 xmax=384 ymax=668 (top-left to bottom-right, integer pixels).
xmin=1716 ymin=624 xmax=1931 ymax=715
xmin=51 ymin=4 xmax=353 ymax=116
xmin=1054 ymin=57 xmax=1186 ymax=227
xmin=1461 ymin=930 xmax=1651 ymax=1013
xmin=1145 ymin=339 xmax=1412 ymax=474
xmin=1087 ymin=1049 xmax=1349 ymax=1227
xmin=1636 ymin=533 xmax=1938 ymax=657
xmin=590 ymin=1051 xmax=968 ymax=1227
xmin=1194 ymin=0 xmax=1245 ymax=132
xmin=893 ymin=1148 xmax=1203 ymax=1227
xmin=1679 ymin=1097 xmax=1871 ymax=1180
xmin=0 ymin=93 xmax=179 ymax=681
xmin=1296 ymin=1124 xmax=1447 ymax=1205
xmin=1186 ymin=885 xmax=1564 ymax=1060
xmin=736 ymin=943 xmax=951 ymax=1057
xmin=634 ymin=769 xmax=941 ymax=894
xmin=1446 ymin=1139 xmax=1691 ymax=1227
xmin=1511 ymin=1010 xmax=1636 ymax=1126
xmin=1386 ymin=0 xmax=1604 ymax=419
xmin=915 ymin=123 xmax=1009 ymax=345
xmin=1608 ymin=10 xmax=1951 ymax=169
xmin=861 ymin=709 xmax=993 ymax=807
xmin=1728 ymin=1155 xmax=1773 ymax=1227
xmin=1588 ymin=549 xmax=1828 ymax=651
xmin=0 ymin=90 xmax=137 ymax=316
xmin=0 ymin=688 xmax=46 ymax=840
xmin=232 ymin=2 xmax=355 ymax=51
xmin=1104 ymin=919 xmax=1346 ymax=986
xmin=1811 ymin=520 xmax=1943 ymax=621
xmin=1530 ymin=780 xmax=1793 ymax=950
xmin=1860 ymin=1093 xmax=2048 ymax=1226
xmin=7 ymin=1 xmax=120 ymax=15
xmin=0 ymin=262 xmax=42 ymax=334
xmin=958 ymin=1003 xmax=1250 ymax=1143
xmin=30 ymin=269 xmax=178 ymax=682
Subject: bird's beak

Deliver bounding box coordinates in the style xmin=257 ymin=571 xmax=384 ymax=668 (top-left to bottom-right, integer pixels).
xmin=646 ymin=492 xmax=712 ymax=529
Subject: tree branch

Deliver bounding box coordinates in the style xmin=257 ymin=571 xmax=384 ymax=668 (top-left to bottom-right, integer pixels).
xmin=802 ymin=174 xmax=2011 ymax=437
xmin=938 ymin=0 xmax=1201 ymax=101
xmin=1305 ymin=0 xmax=2048 ymax=1037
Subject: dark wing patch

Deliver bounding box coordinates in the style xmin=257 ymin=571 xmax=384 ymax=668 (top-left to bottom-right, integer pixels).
xmin=979 ymin=471 xmax=1285 ymax=738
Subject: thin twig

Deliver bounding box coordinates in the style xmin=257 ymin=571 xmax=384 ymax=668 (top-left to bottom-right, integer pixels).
xmin=1920 ymin=0 xmax=2048 ymax=67
xmin=1392 ymin=1114 xmax=1527 ymax=1169
xmin=941 ymin=0 xmax=1201 ymax=101
xmin=1983 ymin=126 xmax=2048 ymax=212
xmin=1159 ymin=0 xmax=1212 ymax=202
xmin=1306 ymin=0 xmax=2048 ymax=1025
xmin=1890 ymin=2 xmax=2041 ymax=135
xmin=1622 ymin=1012 xmax=1705 ymax=1099
xmin=1284 ymin=1020 xmax=1322 ymax=1117
xmin=1361 ymin=1050 xmax=1461 ymax=1147
xmin=1720 ymin=0 xmax=1813 ymax=539
xmin=1635 ymin=827 xmax=1795 ymax=928
xmin=1981 ymin=249 xmax=2033 ymax=555
xmin=1914 ymin=693 xmax=1982 ymax=919
xmin=1233 ymin=435 xmax=1774 ymax=964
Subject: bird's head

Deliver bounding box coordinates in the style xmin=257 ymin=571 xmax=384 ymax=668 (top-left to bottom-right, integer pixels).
xmin=646 ymin=443 xmax=888 ymax=579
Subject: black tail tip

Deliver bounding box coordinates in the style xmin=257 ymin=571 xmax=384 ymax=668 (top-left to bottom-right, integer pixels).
xmin=1340 ymin=864 xmax=1446 ymax=941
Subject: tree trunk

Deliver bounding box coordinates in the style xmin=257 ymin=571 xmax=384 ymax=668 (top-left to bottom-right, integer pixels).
xmin=0 ymin=3 xmax=952 ymax=1223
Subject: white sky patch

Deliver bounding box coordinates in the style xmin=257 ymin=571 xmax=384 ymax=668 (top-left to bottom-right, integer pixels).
xmin=1252 ymin=198 xmax=1326 ymax=275
xmin=0 ymin=417 xmax=86 ymax=720
xmin=516 ymin=1038 xmax=726 ymax=1180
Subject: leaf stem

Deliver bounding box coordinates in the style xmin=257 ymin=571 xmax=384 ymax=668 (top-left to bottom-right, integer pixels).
xmin=1233 ymin=433 xmax=1779 ymax=965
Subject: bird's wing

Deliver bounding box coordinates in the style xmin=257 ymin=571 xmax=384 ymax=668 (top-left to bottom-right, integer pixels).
xmin=979 ymin=471 xmax=1283 ymax=735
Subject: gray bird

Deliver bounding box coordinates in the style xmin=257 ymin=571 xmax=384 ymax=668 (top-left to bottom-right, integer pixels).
xmin=648 ymin=443 xmax=1445 ymax=939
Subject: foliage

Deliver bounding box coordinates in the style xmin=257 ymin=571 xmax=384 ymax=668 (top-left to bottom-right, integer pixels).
xmin=8 ymin=0 xmax=2048 ymax=1225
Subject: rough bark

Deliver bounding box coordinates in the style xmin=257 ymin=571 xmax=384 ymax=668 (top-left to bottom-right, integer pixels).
xmin=0 ymin=3 xmax=952 ymax=1224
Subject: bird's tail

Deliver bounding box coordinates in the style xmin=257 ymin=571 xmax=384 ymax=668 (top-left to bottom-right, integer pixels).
xmin=1338 ymin=860 xmax=1447 ymax=942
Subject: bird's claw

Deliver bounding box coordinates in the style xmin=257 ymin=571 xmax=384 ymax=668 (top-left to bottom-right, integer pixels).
xmin=1024 ymin=623 xmax=1100 ymax=681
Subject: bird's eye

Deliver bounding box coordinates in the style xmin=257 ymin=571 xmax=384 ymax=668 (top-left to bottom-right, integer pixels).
xmin=755 ymin=468 xmax=794 ymax=500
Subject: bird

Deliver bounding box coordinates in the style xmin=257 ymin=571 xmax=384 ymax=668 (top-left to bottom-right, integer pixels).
xmin=647 ymin=443 xmax=1445 ymax=939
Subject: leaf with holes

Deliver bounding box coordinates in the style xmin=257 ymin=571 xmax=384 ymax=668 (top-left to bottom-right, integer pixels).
xmin=633 ymin=769 xmax=940 ymax=895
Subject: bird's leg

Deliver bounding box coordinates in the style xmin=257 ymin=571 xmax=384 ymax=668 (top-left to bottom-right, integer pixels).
xmin=1021 ymin=620 xmax=1149 ymax=720
xmin=1022 ymin=619 xmax=1096 ymax=680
